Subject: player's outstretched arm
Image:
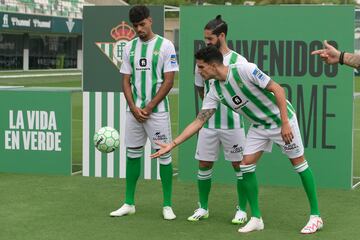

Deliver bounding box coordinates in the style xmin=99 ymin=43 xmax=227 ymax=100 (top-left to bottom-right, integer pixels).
xmin=343 ymin=52 xmax=360 ymax=69
xmin=150 ymin=108 xmax=216 ymax=158
xmin=196 ymin=86 xmax=205 ymax=100
xmin=266 ymin=80 xmax=293 ymax=144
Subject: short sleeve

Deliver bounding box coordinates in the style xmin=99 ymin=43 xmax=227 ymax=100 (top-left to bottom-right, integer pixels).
xmin=202 ymin=87 xmax=220 ymax=110
xmin=120 ymin=43 xmax=132 ymax=75
xmin=240 ymin=62 xmax=271 ymax=89
xmin=194 ymin=65 xmax=204 ymax=87
xmin=163 ymin=40 xmax=179 ymax=73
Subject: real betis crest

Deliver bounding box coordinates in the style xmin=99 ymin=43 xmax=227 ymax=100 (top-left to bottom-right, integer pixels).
xmin=95 ymin=21 xmax=136 ymax=70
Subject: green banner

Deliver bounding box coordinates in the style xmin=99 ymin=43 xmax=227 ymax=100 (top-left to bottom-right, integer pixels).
xmin=179 ymin=6 xmax=354 ymax=189
xmin=0 ymin=89 xmax=72 ymax=175
xmin=0 ymin=11 xmax=82 ymax=34
xmin=83 ymin=6 xmax=164 ymax=92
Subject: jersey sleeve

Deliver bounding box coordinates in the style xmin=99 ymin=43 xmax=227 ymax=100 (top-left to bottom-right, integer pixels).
xmin=241 ymin=62 xmax=271 ymax=89
xmin=120 ymin=43 xmax=132 ymax=75
xmin=163 ymin=40 xmax=179 ymax=73
xmin=194 ymin=65 xmax=204 ymax=87
xmin=201 ymin=87 xmax=219 ymax=110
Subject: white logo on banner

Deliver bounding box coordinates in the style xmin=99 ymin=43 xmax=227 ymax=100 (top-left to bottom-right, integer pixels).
xmin=66 ymin=18 xmax=75 ymax=32
xmin=2 ymin=14 xmax=9 ymax=28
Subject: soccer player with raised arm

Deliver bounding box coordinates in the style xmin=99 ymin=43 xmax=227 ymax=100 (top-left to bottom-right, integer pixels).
xmin=152 ymin=46 xmax=323 ymax=233
xmin=110 ymin=5 xmax=178 ymax=220
xmin=188 ymin=15 xmax=248 ymax=224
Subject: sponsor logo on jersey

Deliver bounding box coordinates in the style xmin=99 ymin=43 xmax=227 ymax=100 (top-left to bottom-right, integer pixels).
xmin=139 ymin=58 xmax=147 ymax=67
xmin=136 ymin=57 xmax=150 ymax=71
xmin=230 ymin=144 xmax=243 ymax=154
xmin=232 ymin=95 xmax=243 ymax=105
xmin=170 ymin=54 xmax=177 ymax=66
xmin=252 ymin=68 xmax=266 ymax=82
xmin=95 ymin=21 xmax=136 ymax=70
xmin=153 ymin=131 xmax=168 ymax=141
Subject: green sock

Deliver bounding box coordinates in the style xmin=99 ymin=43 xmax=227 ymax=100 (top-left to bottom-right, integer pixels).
xmin=298 ymin=167 xmax=320 ymax=216
xmin=241 ymin=169 xmax=261 ymax=218
xmin=160 ymin=163 xmax=173 ymax=207
xmin=198 ymin=166 xmax=212 ymax=210
xmin=124 ymin=156 xmax=141 ymax=205
xmin=234 ymin=167 xmax=247 ymax=211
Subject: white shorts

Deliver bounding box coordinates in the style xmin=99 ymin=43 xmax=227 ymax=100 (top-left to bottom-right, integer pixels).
xmin=243 ymin=117 xmax=304 ymax=159
xmin=125 ymin=111 xmax=172 ymax=149
xmin=195 ymin=127 xmax=246 ymax=162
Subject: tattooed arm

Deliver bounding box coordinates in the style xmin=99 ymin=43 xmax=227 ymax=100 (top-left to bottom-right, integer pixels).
xmin=150 ymin=108 xmax=216 ymax=158
xmin=343 ymin=52 xmax=360 ymax=69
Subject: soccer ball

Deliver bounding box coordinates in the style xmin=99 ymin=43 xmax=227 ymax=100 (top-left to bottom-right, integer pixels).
xmin=93 ymin=126 xmax=120 ymax=153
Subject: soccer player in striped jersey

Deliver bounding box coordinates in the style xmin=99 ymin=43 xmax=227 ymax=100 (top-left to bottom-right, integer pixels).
xmin=110 ymin=5 xmax=178 ymax=220
xmin=152 ymin=46 xmax=323 ymax=234
xmin=188 ymin=15 xmax=248 ymax=224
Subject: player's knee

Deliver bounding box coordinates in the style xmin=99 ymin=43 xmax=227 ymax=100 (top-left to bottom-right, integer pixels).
xmin=199 ymin=161 xmax=213 ymax=169
xmin=231 ymin=161 xmax=241 ymax=169
xmin=293 ymin=159 xmax=309 ymax=173
xmin=126 ymin=147 xmax=144 ymax=159
xmin=158 ymin=152 xmax=172 ymax=165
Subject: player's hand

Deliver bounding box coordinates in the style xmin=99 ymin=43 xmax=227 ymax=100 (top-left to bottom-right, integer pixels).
xmin=131 ymin=107 xmax=149 ymax=123
xmin=142 ymin=105 xmax=154 ymax=116
xmin=150 ymin=141 xmax=174 ymax=159
xmin=311 ymin=40 xmax=341 ymax=65
xmin=281 ymin=121 xmax=294 ymax=145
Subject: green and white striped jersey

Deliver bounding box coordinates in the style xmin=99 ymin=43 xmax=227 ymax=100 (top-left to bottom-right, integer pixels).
xmin=202 ymin=63 xmax=296 ymax=129
xmin=195 ymin=50 xmax=247 ymax=129
xmin=120 ymin=35 xmax=179 ymax=112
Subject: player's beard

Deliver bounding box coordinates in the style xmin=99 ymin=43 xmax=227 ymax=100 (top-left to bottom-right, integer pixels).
xmin=207 ymin=39 xmax=221 ymax=49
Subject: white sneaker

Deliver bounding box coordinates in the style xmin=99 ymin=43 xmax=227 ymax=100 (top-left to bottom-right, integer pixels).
xmin=232 ymin=206 xmax=247 ymax=224
xmin=163 ymin=206 xmax=176 ymax=220
xmin=109 ymin=204 xmax=135 ymax=217
xmin=187 ymin=207 xmax=209 ymax=222
xmin=238 ymin=217 xmax=264 ymax=233
xmin=300 ymin=215 xmax=323 ymax=234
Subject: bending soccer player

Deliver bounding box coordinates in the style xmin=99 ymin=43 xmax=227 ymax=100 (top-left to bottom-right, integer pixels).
xmin=110 ymin=5 xmax=178 ymax=220
xmin=151 ymin=46 xmax=323 ymax=233
xmin=188 ymin=15 xmax=248 ymax=224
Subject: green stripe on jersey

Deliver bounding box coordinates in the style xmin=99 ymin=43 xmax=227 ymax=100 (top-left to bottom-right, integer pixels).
xmin=229 ymin=52 xmax=238 ymax=64
xmin=253 ymin=84 xmax=295 ymax=122
xmin=231 ymin=67 xmax=281 ymax=126
xmin=219 ymin=79 xmax=271 ymax=128
xmin=130 ymin=39 xmax=138 ymax=104
xmin=226 ymin=52 xmax=238 ymax=129
xmin=140 ymin=42 xmax=149 ymax=108
xmin=152 ymin=37 xmax=164 ymax=113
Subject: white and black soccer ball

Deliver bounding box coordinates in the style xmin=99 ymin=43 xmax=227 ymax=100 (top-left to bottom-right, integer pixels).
xmin=93 ymin=126 xmax=120 ymax=153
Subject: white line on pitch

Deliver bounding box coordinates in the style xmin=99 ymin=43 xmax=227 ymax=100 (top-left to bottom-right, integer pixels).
xmin=0 ymin=73 xmax=81 ymax=78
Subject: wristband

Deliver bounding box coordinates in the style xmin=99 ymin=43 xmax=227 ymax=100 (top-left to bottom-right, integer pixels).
xmin=339 ymin=51 xmax=345 ymax=65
